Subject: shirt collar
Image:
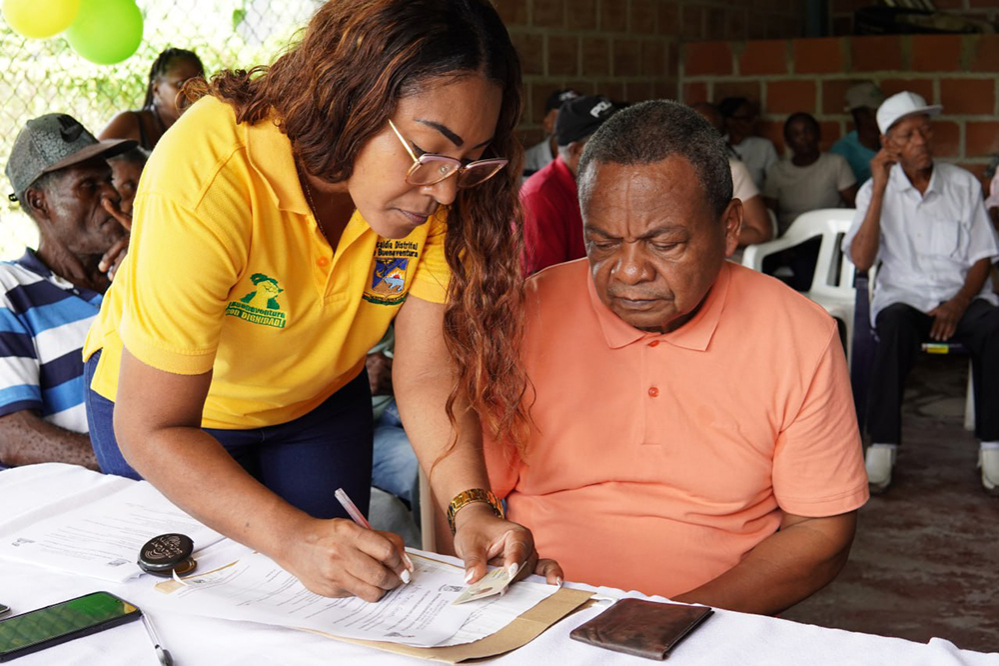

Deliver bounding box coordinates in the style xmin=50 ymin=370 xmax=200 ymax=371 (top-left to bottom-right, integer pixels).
xmin=586 ymin=260 xmax=731 ymax=351
xmin=243 ymin=115 xmax=310 ymax=216
xmin=888 ymin=160 xmax=940 ymax=198
xmin=15 ymin=249 xmax=102 ymax=301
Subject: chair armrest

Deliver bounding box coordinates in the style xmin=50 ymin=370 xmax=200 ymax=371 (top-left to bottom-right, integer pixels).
xmin=742 ymin=234 xmax=810 ymax=271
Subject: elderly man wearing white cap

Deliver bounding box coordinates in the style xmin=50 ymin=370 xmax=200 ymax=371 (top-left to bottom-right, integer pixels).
xmin=843 ymin=91 xmax=999 ymax=495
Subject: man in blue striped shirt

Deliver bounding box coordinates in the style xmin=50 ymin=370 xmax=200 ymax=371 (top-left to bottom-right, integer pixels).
xmin=0 ymin=114 xmax=134 ymax=469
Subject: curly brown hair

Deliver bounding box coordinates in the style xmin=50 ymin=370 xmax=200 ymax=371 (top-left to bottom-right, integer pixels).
xmin=185 ymin=0 xmax=528 ymax=450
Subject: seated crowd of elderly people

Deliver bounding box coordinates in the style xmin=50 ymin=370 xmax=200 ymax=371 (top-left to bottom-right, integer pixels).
xmin=1 ymin=78 xmax=997 ymax=615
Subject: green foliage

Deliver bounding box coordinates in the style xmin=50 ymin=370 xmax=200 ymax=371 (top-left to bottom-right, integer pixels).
xmin=0 ymin=0 xmax=318 ymax=258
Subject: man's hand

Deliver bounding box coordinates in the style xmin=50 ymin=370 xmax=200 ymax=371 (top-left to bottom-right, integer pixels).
xmin=869 ymin=147 xmax=898 ymax=193
xmin=927 ymin=297 xmax=969 ymax=341
xmin=452 ymin=503 xmax=544 ymax=586
xmin=366 ymin=352 xmax=393 ymax=396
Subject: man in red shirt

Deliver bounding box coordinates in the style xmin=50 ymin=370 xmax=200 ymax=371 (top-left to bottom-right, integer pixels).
xmin=521 ymin=95 xmax=617 ymax=275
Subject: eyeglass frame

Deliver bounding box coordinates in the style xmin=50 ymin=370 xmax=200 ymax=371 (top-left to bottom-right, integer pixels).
xmin=387 ymin=119 xmax=509 ymax=188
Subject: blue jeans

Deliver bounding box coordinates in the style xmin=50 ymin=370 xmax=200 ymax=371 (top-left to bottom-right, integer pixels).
xmin=84 ymin=351 xmax=374 ymax=519
xmin=372 ymin=399 xmax=420 ymax=521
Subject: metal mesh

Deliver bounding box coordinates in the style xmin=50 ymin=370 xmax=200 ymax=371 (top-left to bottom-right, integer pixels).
xmin=0 ymin=0 xmax=321 ymax=258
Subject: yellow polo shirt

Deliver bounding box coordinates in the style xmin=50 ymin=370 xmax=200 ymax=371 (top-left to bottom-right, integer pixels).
xmin=83 ymin=96 xmax=451 ymax=429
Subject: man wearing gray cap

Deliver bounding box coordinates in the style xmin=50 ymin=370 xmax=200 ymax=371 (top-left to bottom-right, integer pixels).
xmin=0 ymin=113 xmax=133 ymax=470
xmin=831 ymin=81 xmax=885 ymax=185
xmin=521 ymin=95 xmax=617 ymax=275
xmin=844 ymin=92 xmax=999 ymax=494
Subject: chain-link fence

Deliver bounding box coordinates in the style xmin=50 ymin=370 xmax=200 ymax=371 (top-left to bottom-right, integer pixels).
xmin=0 ymin=0 xmax=321 ymax=258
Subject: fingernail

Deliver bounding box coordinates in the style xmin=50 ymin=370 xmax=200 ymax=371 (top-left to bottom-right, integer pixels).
xmin=403 ymin=552 xmax=414 ymax=572
xmin=464 ymin=569 xmax=475 ymax=584
xmin=400 ymin=569 xmax=411 ymax=585
xmin=507 ymin=562 xmax=519 ymax=579
xmin=556 ymin=576 xmax=563 ymax=588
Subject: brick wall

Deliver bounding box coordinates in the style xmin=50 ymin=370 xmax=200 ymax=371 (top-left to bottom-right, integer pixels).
xmin=680 ymin=33 xmax=999 ymax=188
xmin=830 ymin=0 xmax=999 ymax=36
xmin=498 ymin=0 xmax=808 ymax=147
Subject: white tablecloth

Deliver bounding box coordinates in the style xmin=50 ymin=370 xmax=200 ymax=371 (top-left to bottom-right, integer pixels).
xmin=0 ymin=464 xmax=995 ymax=665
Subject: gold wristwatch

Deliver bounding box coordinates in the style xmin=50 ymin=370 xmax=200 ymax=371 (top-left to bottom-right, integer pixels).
xmin=446 ymin=488 xmax=504 ymax=535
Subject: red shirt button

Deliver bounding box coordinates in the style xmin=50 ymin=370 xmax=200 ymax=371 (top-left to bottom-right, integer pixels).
xmin=648 ymin=387 xmax=659 ymax=397
xmin=649 ymin=340 xmax=660 ymax=348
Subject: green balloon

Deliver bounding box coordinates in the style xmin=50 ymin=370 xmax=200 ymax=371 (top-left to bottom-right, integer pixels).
xmin=66 ymin=0 xmax=143 ymax=65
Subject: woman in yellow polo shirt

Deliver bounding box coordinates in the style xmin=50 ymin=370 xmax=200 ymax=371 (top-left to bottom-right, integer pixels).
xmin=82 ymin=0 xmax=554 ymax=601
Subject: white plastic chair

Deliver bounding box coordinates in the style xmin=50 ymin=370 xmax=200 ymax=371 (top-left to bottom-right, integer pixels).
xmin=742 ymin=208 xmax=858 ymax=363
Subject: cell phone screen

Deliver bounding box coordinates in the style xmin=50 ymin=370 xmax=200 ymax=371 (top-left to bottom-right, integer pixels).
xmin=0 ymin=592 xmax=140 ymax=660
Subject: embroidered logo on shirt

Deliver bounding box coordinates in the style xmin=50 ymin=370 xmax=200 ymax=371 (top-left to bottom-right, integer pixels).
xmin=225 ymin=272 xmax=287 ymax=328
xmin=363 ymin=240 xmax=419 ymax=306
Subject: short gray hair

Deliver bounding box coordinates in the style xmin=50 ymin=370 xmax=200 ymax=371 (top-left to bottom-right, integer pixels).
xmin=577 ymin=100 xmax=733 ymax=217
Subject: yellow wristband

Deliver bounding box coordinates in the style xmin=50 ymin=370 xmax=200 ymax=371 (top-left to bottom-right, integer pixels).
xmin=446 ymin=488 xmax=504 ymax=535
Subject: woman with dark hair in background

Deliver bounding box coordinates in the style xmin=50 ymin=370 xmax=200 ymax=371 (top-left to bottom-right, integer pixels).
xmin=82 ymin=0 xmax=557 ymax=601
xmin=99 ymin=48 xmax=204 ymax=150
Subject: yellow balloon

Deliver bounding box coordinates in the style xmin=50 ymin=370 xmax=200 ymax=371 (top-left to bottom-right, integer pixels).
xmin=2 ymin=0 xmax=81 ymax=39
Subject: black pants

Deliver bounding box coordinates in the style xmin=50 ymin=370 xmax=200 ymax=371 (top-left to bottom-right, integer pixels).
xmin=867 ymin=300 xmax=999 ymax=444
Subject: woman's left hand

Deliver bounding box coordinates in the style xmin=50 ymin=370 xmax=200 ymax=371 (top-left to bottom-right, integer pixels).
xmin=452 ymin=503 xmax=562 ymax=586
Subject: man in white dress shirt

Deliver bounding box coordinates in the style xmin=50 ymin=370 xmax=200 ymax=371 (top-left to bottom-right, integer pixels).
xmin=844 ymin=92 xmax=999 ymax=494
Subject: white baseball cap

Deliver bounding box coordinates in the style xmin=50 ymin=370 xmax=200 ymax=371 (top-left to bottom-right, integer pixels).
xmin=877 ymin=91 xmax=942 ymax=135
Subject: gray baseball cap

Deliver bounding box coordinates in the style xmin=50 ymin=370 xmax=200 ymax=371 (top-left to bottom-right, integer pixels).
xmin=5 ymin=113 xmax=136 ymax=203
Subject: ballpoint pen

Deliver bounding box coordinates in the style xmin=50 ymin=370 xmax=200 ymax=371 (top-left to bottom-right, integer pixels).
xmin=140 ymin=612 xmax=173 ymax=666
xmin=335 ymin=487 xmax=414 ymax=584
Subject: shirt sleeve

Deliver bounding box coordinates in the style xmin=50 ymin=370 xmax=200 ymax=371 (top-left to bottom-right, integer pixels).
xmin=521 ymin=188 xmax=570 ymax=276
xmin=0 ymin=302 xmax=41 ymax=417
xmin=762 ymin=140 xmax=779 ymax=176
xmin=730 ymin=159 xmax=759 ymax=202
xmin=762 ymin=162 xmax=781 ymax=200
xmin=408 ymin=208 xmax=452 ymax=304
xmin=833 ymin=154 xmax=857 ymax=191
xmin=772 ymin=325 xmax=869 ymax=517
xmin=842 ymin=180 xmax=875 ymax=263
xmin=118 ymin=191 xmax=246 ymax=375
xmin=963 ymin=178 xmax=999 ymax=266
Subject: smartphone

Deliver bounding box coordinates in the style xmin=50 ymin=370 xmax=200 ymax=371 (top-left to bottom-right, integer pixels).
xmin=0 ymin=606 xmax=8 ymax=618
xmin=0 ymin=591 xmax=141 ymax=662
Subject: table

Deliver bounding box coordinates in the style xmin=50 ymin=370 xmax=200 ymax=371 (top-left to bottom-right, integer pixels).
xmin=0 ymin=464 xmax=995 ymax=665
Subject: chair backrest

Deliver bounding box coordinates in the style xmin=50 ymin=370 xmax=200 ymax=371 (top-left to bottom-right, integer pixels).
xmin=785 ymin=208 xmax=857 ymax=298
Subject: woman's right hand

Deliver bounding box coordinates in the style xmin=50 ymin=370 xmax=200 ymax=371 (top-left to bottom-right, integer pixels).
xmin=280 ymin=518 xmax=412 ymax=602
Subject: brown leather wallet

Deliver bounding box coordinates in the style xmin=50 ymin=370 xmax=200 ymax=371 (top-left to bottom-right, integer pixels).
xmin=569 ymin=598 xmax=714 ymax=660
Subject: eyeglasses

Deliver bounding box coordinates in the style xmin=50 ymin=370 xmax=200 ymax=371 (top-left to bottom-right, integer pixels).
xmin=388 ymin=119 xmax=508 ymax=189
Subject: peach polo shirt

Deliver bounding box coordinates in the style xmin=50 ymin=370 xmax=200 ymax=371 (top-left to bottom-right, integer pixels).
xmin=486 ymin=259 xmax=868 ymax=598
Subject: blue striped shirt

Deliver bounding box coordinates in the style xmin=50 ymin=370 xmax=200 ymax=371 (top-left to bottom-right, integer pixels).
xmin=0 ymin=250 xmax=102 ymax=436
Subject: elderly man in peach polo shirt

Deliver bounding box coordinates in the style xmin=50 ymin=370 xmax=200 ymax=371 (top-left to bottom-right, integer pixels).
xmin=490 ymin=100 xmax=869 ymax=615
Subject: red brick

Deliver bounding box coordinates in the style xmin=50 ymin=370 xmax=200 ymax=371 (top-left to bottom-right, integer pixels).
xmin=851 ymin=35 xmax=902 ymax=72
xmin=625 ymin=81 xmax=655 ymax=102
xmin=748 ymin=16 xmax=768 ymax=40
xmin=818 ymin=121 xmax=843 ymax=153
xmin=581 ymin=37 xmax=611 ymax=76
xmin=658 ymin=1 xmax=680 ymax=36
xmin=600 ymin=0 xmax=627 ymax=32
xmin=682 ymin=81 xmax=709 ymax=104
xmin=667 ymin=42 xmax=679 ymax=77
xmin=727 ymin=8 xmax=747 ymax=40
xmin=822 ymin=79 xmax=854 ymax=115
xmin=682 ymin=5 xmax=703 ymax=40
xmin=880 ymin=78 xmax=934 ymax=102
xmin=510 ymin=32 xmax=544 ymax=76
xmin=794 ymin=38 xmax=844 ymax=74
xmin=641 ymin=40 xmax=666 ymax=78
xmin=940 ymin=78 xmax=995 ymax=115
xmin=566 ymin=0 xmax=597 ymax=30
xmin=655 ymin=79 xmax=679 ymax=101
xmin=531 ymin=0 xmax=564 ymax=28
xmin=911 ymin=34 xmax=962 ymax=72
xmin=600 ymin=81 xmax=626 ymax=103
xmin=831 ymin=16 xmax=852 ymax=37
xmin=766 ymin=80 xmax=817 ymax=114
xmin=958 ymin=163 xmax=990 ymax=192
xmin=739 ymin=40 xmax=787 ymax=76
xmin=757 ymin=120 xmax=786 ymax=156
xmin=630 ymin=0 xmax=657 ymax=34
xmin=530 ymin=83 xmax=560 ymax=124
xmin=970 ymin=35 xmax=999 ymax=73
xmin=684 ymin=41 xmax=732 ymax=76
xmin=713 ymin=80 xmax=762 ymax=105
xmin=966 ymin=122 xmax=999 ymax=157
xmin=548 ymin=35 xmax=578 ymax=76
xmin=933 ymin=121 xmax=961 ymax=158
xmin=613 ymin=38 xmax=642 ymax=77
xmin=496 ymin=0 xmax=528 ymax=26
xmin=706 ymin=7 xmax=727 ymax=41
